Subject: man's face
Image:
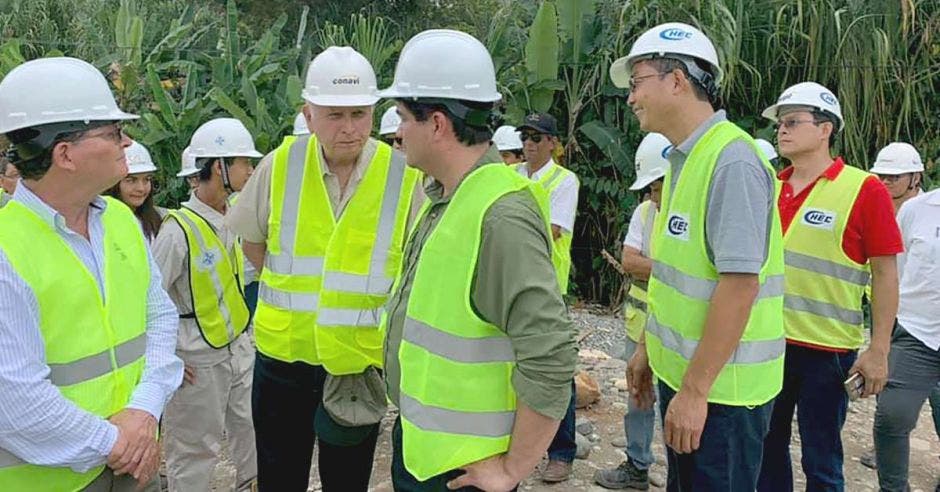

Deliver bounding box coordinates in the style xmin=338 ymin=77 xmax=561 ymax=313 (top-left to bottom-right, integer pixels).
xmin=649 ymin=179 xmax=664 ymax=208
xmin=627 ymin=60 xmax=674 ymax=134
xmin=521 ymin=130 xmax=555 ymax=167
xmin=775 ymin=108 xmax=831 ymax=159
xmin=877 ymin=172 xmax=917 ymax=199
xmin=395 ymin=102 xmax=434 ymax=173
xmin=1 ymin=163 xmax=19 ymax=194
xmin=499 ymin=150 xmax=523 ymax=165
xmin=307 ymin=104 xmax=373 ymax=163
xmin=224 ymin=156 xmax=255 ymax=192
xmin=61 ymin=123 xmax=132 ymax=192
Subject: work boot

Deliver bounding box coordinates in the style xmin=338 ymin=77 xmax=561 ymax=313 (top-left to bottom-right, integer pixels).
xmin=541 ymin=459 xmax=573 ymax=483
xmin=594 ymin=459 xmax=650 ymax=490
xmin=860 ymin=448 xmax=877 ymax=469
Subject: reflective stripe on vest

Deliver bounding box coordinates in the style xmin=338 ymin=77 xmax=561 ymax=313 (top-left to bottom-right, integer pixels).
xmin=646 ymin=121 xmax=785 ymax=406
xmin=0 ymin=198 xmax=148 ymax=490
xmin=166 ymin=207 xmax=249 ymax=348
xmin=395 ymin=163 xmax=552 ymax=480
xmin=782 ymin=164 xmax=871 ymax=349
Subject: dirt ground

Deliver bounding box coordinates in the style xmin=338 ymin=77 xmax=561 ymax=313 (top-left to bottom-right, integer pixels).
xmin=207 ymin=308 xmax=940 ymax=491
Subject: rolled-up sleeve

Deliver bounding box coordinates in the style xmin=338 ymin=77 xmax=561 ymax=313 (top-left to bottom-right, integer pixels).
xmin=471 ymin=191 xmax=578 ymax=420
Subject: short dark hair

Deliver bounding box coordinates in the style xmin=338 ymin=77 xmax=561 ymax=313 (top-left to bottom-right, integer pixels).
xmin=5 ymin=126 xmax=90 ymax=180
xmin=646 ymin=57 xmax=715 ymax=107
xmin=196 ymin=157 xmax=218 ymax=182
xmin=399 ymin=99 xmax=494 ymax=146
xmin=810 ymin=110 xmax=839 ymax=148
xmin=503 ymin=149 xmax=524 ymax=159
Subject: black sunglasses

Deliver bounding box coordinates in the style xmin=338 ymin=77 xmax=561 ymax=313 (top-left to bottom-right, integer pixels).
xmin=519 ymin=133 xmax=546 ymax=143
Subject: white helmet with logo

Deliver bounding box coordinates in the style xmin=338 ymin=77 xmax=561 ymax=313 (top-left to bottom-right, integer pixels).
xmin=630 ymin=132 xmax=671 ymax=190
xmin=0 ymin=57 xmax=138 ymax=134
xmin=762 ymin=82 xmax=844 ymax=131
xmin=870 ymin=142 xmax=924 ymax=175
xmin=610 ymin=23 xmax=722 ymax=95
xmin=755 ymin=138 xmax=778 ymax=161
xmin=302 ymin=47 xmax=379 ymax=107
xmin=379 ymin=106 xmax=401 ymax=135
xmin=292 ymin=112 xmax=310 ymax=136
xmin=176 ymin=146 xmax=198 ymax=177
xmin=125 ymin=140 xmax=157 ymax=175
xmin=188 ymin=118 xmax=263 ymax=159
xmin=492 ymin=125 xmax=523 ymax=151
xmin=378 ymin=29 xmax=501 ymax=102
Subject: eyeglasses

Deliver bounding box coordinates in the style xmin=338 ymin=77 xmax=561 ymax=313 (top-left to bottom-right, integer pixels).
xmin=775 ymin=119 xmax=818 ymax=131
xmin=628 ymin=72 xmax=668 ymax=93
xmin=383 ymin=136 xmax=402 ymax=146
xmin=519 ymin=133 xmax=546 ymax=143
xmin=71 ymin=123 xmax=126 ymax=144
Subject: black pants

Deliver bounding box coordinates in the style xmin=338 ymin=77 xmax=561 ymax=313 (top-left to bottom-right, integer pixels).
xmin=252 ymin=353 xmax=380 ymax=492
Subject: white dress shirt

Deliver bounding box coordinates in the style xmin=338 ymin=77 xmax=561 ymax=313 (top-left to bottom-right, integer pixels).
xmin=896 ymin=188 xmax=940 ymax=349
xmin=518 ymin=158 xmax=579 ymax=233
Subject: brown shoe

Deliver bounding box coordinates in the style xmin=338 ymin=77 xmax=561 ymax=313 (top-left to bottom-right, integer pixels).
xmin=542 ymin=459 xmax=573 ymax=483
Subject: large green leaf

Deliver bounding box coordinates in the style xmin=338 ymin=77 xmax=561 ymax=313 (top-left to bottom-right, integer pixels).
xmin=578 ymin=120 xmax=631 ymax=166
xmin=525 ymin=1 xmax=559 ymax=85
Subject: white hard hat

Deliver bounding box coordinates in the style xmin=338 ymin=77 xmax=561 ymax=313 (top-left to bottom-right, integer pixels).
xmin=492 ymin=125 xmax=523 ymax=151
xmin=292 ymin=112 xmax=310 ymax=136
xmin=302 ymin=47 xmax=379 ymax=107
xmin=755 ymin=138 xmax=778 ymax=161
xmin=629 ymin=133 xmax=671 ymax=190
xmin=378 ymin=29 xmax=501 ymax=102
xmin=176 ymin=146 xmax=198 ymax=177
xmin=870 ymin=142 xmax=924 ymax=175
xmin=188 ymin=118 xmax=263 ymax=159
xmin=379 ymin=106 xmax=401 ymax=135
xmin=0 ymin=57 xmax=138 ymax=134
xmin=610 ymin=23 xmax=722 ymax=92
xmin=125 ymin=140 xmax=157 ymax=174
xmin=762 ymin=82 xmax=844 ymax=131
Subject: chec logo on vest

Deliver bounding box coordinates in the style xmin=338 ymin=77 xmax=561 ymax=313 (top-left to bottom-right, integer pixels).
xmin=332 ymin=75 xmax=360 ymax=85
xmin=665 ymin=213 xmax=690 ymax=241
xmin=198 ymin=249 xmax=220 ymax=271
xmin=801 ymin=209 xmax=836 ymax=230
xmin=659 ymin=28 xmax=693 ymax=41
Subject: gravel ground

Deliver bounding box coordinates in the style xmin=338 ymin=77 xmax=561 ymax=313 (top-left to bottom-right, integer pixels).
xmin=202 ymin=307 xmax=939 ymax=491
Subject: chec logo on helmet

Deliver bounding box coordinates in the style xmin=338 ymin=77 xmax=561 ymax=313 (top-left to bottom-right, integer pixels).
xmin=659 ymin=28 xmax=693 ymax=41
xmin=332 ymin=75 xmax=360 ymax=86
xmin=801 ymin=209 xmax=836 ymax=230
xmin=666 ymin=213 xmax=690 ymax=241
xmin=778 ymin=92 xmax=794 ymax=103
xmin=819 ymin=92 xmax=837 ymax=106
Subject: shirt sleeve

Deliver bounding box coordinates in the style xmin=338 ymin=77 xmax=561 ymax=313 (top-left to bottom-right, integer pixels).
xmin=623 ymin=204 xmax=645 ymax=249
xmin=0 ymin=251 xmax=118 ymax=471
xmin=226 ymin=152 xmax=274 ymax=243
xmin=549 ymin=173 xmax=579 ymax=233
xmin=706 ymin=140 xmax=774 ymax=274
xmin=471 ymin=191 xmax=578 ymax=420
xmin=845 ymin=176 xmax=904 ymax=261
xmin=125 ymin=246 xmax=183 ymax=420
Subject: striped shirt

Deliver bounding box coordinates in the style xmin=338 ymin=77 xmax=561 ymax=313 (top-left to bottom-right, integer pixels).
xmin=0 ymin=184 xmax=182 ymax=472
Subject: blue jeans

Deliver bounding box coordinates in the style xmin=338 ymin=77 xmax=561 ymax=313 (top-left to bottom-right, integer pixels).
xmin=874 ymin=324 xmax=940 ymax=492
xmin=623 ymin=338 xmax=656 ymax=470
xmin=758 ymin=344 xmax=857 ymax=492
xmin=547 ymin=379 xmax=577 ymax=463
xmin=658 ymin=381 xmax=773 ymax=491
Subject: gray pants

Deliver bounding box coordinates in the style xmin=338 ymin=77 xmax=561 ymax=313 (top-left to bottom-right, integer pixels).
xmin=83 ymin=468 xmax=160 ymax=492
xmin=874 ymin=323 xmax=940 ymax=492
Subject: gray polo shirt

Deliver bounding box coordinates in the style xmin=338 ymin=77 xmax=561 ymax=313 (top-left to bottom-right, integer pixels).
xmin=666 ymin=110 xmax=775 ymax=273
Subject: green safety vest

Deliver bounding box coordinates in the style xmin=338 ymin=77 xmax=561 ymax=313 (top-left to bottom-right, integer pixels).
xmin=515 ymin=162 xmax=577 ymax=293
xmin=256 ymin=135 xmax=420 ymax=374
xmin=390 ymin=162 xmax=552 ymax=480
xmin=783 ymin=165 xmax=871 ymax=349
xmin=0 ymin=198 xmax=149 ymax=491
xmin=165 ymin=207 xmax=249 ymax=348
xmin=624 ymin=200 xmax=657 ymax=343
xmin=646 ymin=121 xmax=786 ymax=406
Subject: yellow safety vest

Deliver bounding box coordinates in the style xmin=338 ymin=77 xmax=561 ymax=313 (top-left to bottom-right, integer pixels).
xmin=624 ymin=200 xmax=657 ymax=343
xmin=783 ymin=165 xmax=872 ymax=349
xmin=646 ymin=121 xmax=786 ymax=406
xmin=391 ymin=162 xmax=552 ymax=480
xmin=165 ymin=207 xmax=249 ymax=348
xmin=516 ymin=162 xmax=578 ymax=293
xmin=256 ymin=135 xmax=420 ymax=374
xmin=0 ymin=198 xmax=149 ymax=491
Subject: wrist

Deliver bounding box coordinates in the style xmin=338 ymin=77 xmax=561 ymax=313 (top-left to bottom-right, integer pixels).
xmin=680 ymin=377 xmax=710 ymax=400
xmin=866 ymin=343 xmax=889 ymax=357
xmin=501 ymin=452 xmax=530 ymax=484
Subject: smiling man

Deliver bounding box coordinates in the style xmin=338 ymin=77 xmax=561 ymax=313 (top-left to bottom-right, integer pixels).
xmin=226 ymin=46 xmax=423 ymax=491
xmin=610 ymin=22 xmax=785 ymax=490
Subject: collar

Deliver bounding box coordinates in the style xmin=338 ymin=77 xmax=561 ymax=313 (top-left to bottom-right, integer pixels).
xmin=183 ymin=191 xmax=225 ymax=223
xmin=524 ymin=157 xmax=557 ymax=180
xmin=425 ymin=145 xmax=503 ymax=205
xmin=777 ymin=156 xmax=846 ymax=182
xmin=14 ymin=183 xmax=106 ymax=231
xmin=319 ymin=138 xmax=377 ymax=182
xmin=672 ymin=110 xmax=728 ymax=157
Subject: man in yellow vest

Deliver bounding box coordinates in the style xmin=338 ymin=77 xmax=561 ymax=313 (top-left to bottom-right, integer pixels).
xmin=492 ymin=125 xmax=524 ymax=165
xmin=226 ymin=46 xmax=424 ymax=491
xmin=378 ymin=28 xmax=577 ymax=492
xmin=594 ymin=132 xmax=670 ymax=490
xmin=0 ymin=158 xmax=18 ymax=208
xmin=610 ymin=23 xmax=786 ymax=490
xmin=0 ymin=57 xmax=183 ymax=491
xmin=756 ymin=82 xmax=902 ymax=491
xmin=153 ymin=117 xmax=261 ymax=491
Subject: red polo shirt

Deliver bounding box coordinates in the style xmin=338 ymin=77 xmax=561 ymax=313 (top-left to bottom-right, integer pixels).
xmin=778 ymin=157 xmax=903 ymax=352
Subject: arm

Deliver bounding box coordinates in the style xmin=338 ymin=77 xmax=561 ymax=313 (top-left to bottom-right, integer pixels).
xmin=548 ymin=174 xmax=579 ymax=242
xmin=0 ymin=252 xmax=119 ymax=471
xmin=622 ymin=245 xmax=652 ymax=279
xmin=226 ymin=152 xmax=273 ymax=269
xmin=242 ymin=240 xmax=267 ymax=272
xmin=850 ymin=255 xmax=897 ymax=396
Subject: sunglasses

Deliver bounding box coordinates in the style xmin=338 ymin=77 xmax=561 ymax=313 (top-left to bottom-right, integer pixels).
xmin=383 ymin=136 xmax=402 ymax=146
xmin=519 ymin=133 xmax=547 ymax=143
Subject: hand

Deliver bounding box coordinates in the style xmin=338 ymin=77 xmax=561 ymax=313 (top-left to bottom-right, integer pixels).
xmin=663 ymin=389 xmax=708 ymax=454
xmin=626 ymin=344 xmax=655 ymax=410
xmin=183 ymin=365 xmax=196 ymax=385
xmin=849 ymin=347 xmax=889 ymax=398
xmin=133 ymin=445 xmax=160 ymax=488
xmin=107 ymin=409 xmax=158 ymax=476
xmin=446 ymin=454 xmax=520 ymax=491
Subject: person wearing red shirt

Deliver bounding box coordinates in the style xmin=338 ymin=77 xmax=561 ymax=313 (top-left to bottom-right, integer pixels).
xmin=757 ymin=82 xmax=902 ymax=492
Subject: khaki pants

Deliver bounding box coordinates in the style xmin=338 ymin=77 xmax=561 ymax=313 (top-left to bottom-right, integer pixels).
xmin=83 ymin=468 xmax=160 ymax=492
xmin=162 ymin=339 xmax=256 ymax=491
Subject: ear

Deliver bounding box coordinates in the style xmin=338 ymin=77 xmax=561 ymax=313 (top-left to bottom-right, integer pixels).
xmin=670 ymin=69 xmax=690 ymax=96
xmin=50 ymin=141 xmax=79 ymax=173
xmin=819 ymin=121 xmax=834 ymax=142
xmin=430 ymin=111 xmax=451 ymax=140
xmin=213 ymin=159 xmax=224 ymax=177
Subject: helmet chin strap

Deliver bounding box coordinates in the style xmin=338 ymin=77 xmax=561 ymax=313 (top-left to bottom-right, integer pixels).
xmin=219 ymin=157 xmax=235 ymax=194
